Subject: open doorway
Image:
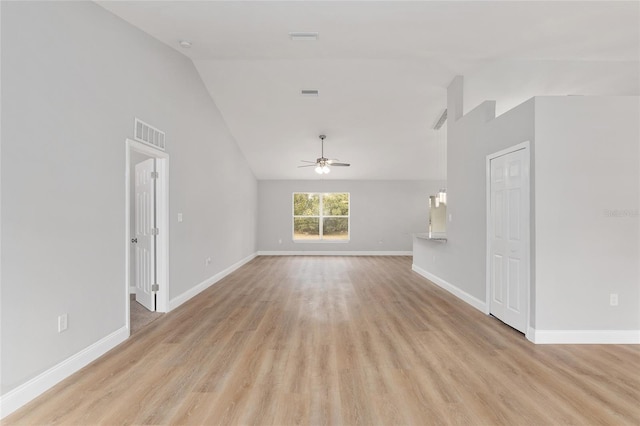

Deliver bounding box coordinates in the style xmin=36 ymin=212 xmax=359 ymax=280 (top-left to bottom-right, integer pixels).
xmin=125 ymin=139 xmax=169 ymax=335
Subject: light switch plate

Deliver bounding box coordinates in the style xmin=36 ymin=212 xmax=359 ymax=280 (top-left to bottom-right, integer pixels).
xmin=610 ymin=293 xmax=619 ymax=306
xmin=58 ymin=314 xmax=68 ymax=332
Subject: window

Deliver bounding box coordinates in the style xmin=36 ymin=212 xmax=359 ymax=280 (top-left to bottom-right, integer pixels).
xmin=293 ymin=192 xmax=350 ymax=241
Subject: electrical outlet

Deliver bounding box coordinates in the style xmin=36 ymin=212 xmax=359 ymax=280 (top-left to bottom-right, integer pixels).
xmin=205 ymin=257 xmax=212 ymax=266
xmin=610 ymin=293 xmax=618 ymax=306
xmin=177 ymin=213 xmax=183 ymax=222
xmin=58 ymin=314 xmax=68 ymax=333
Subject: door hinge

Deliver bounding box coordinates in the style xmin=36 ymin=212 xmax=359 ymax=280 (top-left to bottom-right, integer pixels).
xmin=151 ymin=171 xmax=159 ymax=179
xmin=151 ymin=284 xmax=159 ymax=292
xmin=151 ymin=228 xmax=159 ymax=235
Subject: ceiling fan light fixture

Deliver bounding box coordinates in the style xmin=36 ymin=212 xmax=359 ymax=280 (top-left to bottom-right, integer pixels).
xmin=300 ymin=135 xmax=350 ymax=175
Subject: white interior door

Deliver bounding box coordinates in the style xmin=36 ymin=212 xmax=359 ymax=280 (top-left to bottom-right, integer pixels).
xmin=489 ymin=147 xmax=529 ymax=333
xmin=134 ymin=158 xmax=156 ymax=311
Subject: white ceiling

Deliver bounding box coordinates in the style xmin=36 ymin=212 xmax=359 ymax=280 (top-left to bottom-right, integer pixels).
xmin=98 ymin=1 xmax=640 ymax=180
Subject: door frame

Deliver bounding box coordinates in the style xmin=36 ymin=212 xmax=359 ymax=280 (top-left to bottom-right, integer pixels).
xmin=125 ymin=139 xmax=170 ymax=333
xmin=485 ymin=140 xmax=532 ymax=341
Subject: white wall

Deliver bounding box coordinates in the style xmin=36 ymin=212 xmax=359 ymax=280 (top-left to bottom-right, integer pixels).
xmin=258 ymin=180 xmax=439 ymax=253
xmin=413 ymin=80 xmax=535 ymax=307
xmin=534 ymin=96 xmax=639 ymax=331
xmin=1 ymin=1 xmax=257 ymax=399
xmin=414 ymin=75 xmax=639 ymax=338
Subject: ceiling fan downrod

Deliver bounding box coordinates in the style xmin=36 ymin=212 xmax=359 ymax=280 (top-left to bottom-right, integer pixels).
xmin=316 ymin=135 xmax=331 ymax=174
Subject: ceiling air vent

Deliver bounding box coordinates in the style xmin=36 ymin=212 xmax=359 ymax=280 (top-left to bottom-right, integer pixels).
xmin=134 ymin=118 xmax=165 ymax=150
xmin=301 ymin=89 xmax=319 ymax=97
xmin=289 ymin=32 xmax=319 ymax=41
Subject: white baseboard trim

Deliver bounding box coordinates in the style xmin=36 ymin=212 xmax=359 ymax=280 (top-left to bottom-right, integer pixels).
xmin=257 ymin=251 xmax=413 ymax=256
xmin=0 ymin=326 xmax=128 ymax=419
xmin=411 ymin=264 xmax=486 ymax=313
xmin=129 ymin=286 xmax=136 ymax=294
xmin=528 ymin=327 xmax=640 ymax=344
xmin=168 ymin=252 xmax=258 ymax=311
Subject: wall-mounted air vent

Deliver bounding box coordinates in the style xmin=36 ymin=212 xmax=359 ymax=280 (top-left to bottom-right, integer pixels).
xmin=301 ymin=89 xmax=319 ymax=97
xmin=134 ymin=118 xmax=165 ymax=150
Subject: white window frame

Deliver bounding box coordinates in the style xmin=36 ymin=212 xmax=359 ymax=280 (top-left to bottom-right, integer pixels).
xmin=292 ymin=192 xmax=350 ymax=243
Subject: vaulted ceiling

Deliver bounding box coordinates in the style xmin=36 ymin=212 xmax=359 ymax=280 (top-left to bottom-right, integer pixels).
xmin=98 ymin=1 xmax=639 ymax=180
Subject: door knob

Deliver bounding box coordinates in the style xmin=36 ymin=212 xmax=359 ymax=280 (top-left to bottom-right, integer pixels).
xmin=131 ymin=238 xmax=138 ymax=243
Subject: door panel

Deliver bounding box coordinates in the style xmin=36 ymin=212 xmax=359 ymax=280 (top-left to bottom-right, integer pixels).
xmin=492 ymin=255 xmax=503 ymax=303
xmin=494 ymin=190 xmax=504 ymax=239
xmin=134 ymin=158 xmax=156 ymax=311
xmin=508 ymin=189 xmax=520 ymax=240
xmin=508 ymin=258 xmax=520 ymax=311
xmin=489 ymin=148 xmax=529 ymax=333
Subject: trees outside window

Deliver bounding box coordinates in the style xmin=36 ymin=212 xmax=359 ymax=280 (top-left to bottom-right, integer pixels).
xmin=293 ymin=193 xmax=349 ymax=241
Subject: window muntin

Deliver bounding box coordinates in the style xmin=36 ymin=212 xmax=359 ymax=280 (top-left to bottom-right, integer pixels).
xmin=293 ymin=192 xmax=349 ymax=241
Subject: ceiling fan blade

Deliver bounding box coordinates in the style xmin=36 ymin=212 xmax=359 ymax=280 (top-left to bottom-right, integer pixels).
xmin=300 ymin=160 xmax=317 ymax=163
xmin=298 ymin=164 xmax=317 ymax=168
xmin=330 ymin=163 xmax=350 ymax=167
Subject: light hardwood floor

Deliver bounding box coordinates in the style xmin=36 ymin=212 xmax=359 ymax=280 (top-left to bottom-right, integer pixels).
xmin=5 ymin=256 xmax=640 ymax=425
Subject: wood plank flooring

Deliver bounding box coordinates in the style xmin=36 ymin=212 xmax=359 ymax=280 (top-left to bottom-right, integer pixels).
xmin=5 ymin=256 xmax=640 ymax=425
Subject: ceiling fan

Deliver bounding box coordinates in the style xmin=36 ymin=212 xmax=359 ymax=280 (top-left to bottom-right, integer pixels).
xmin=299 ymin=135 xmax=350 ymax=174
